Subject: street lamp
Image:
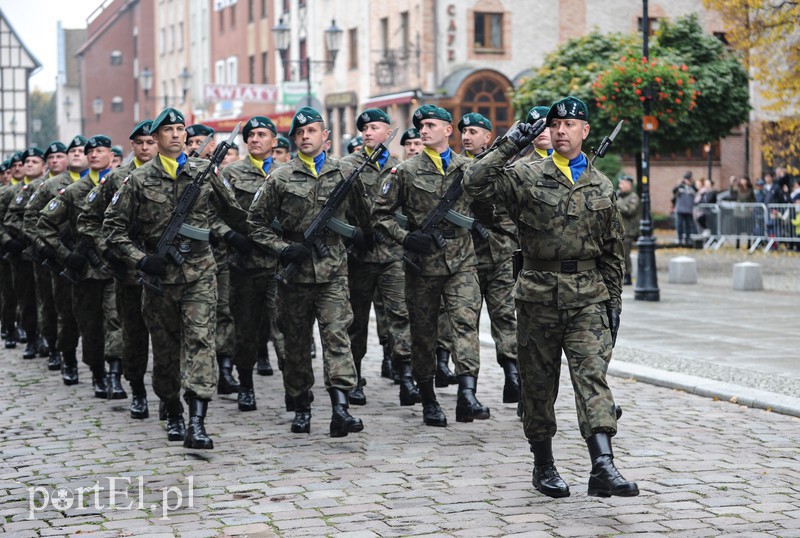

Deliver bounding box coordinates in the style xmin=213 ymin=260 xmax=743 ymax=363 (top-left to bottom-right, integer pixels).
xmin=63 ymin=95 xmax=73 ymax=121
xmin=9 ymin=115 xmax=17 ymax=135
xmin=179 ymin=67 xmax=192 ymax=101
xmin=634 ymin=0 xmax=660 ymax=301
xmin=140 ymin=67 xmax=154 ymax=98
xmin=272 ymin=18 xmax=342 ymax=104
xmin=704 ymin=142 xmax=713 ymax=183
xmin=93 ymin=97 xmax=103 ymax=122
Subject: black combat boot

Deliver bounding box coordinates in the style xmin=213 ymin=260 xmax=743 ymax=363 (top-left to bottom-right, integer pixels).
xmin=329 ymin=388 xmax=364 ymax=438
xmin=165 ymin=399 xmax=185 ymax=441
xmin=286 ymin=389 xmax=314 ymax=412
xmin=22 ymin=335 xmax=37 ymax=359
xmin=17 ymin=327 xmax=27 ymax=343
xmin=397 ymin=362 xmax=421 ymax=406
xmin=0 ymin=323 xmax=7 ymax=339
xmin=91 ymin=364 xmax=108 ymax=398
xmin=129 ymin=379 xmax=149 ymax=419
xmin=184 ymin=396 xmax=214 ymax=449
xmin=61 ymin=349 xmax=79 ymax=385
xmin=291 ymin=391 xmax=312 ymax=434
xmin=4 ymin=325 xmax=16 ymax=349
xmin=216 ymin=355 xmax=240 ymax=394
xmin=107 ymin=358 xmax=128 ymax=399
xmin=381 ymin=344 xmax=393 ymax=379
xmin=530 ymin=439 xmax=570 ymax=498
xmin=37 ymin=335 xmax=50 ymax=357
xmin=237 ymin=367 xmax=257 ymax=412
xmin=435 ymin=347 xmax=457 ymax=387
xmin=500 ymin=358 xmax=520 ymax=403
xmin=46 ymin=338 xmax=62 ymax=371
xmin=455 ymin=375 xmax=490 ymax=423
xmin=586 ymin=433 xmax=639 ymax=497
xmin=256 ymin=348 xmax=274 ymax=376
xmin=348 ymin=363 xmax=367 ymax=406
xmin=418 ymin=379 xmax=447 ymax=427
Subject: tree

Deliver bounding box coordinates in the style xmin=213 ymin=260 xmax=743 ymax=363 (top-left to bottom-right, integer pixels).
xmin=512 ymin=15 xmax=749 ymax=160
xmin=29 ymin=89 xmax=57 ymax=150
xmin=702 ymin=0 xmax=800 ymax=173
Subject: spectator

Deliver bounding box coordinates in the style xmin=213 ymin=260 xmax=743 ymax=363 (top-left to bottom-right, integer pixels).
xmin=790 ymin=178 xmax=800 ymax=203
xmin=775 ymin=166 xmax=793 ymax=195
xmin=717 ymin=175 xmax=737 ymax=202
xmin=672 ymin=171 xmax=697 ymax=246
xmin=754 ymin=178 xmax=766 ymax=204
xmin=694 ymin=178 xmax=717 ymax=236
xmin=737 ymin=176 xmax=756 ymax=203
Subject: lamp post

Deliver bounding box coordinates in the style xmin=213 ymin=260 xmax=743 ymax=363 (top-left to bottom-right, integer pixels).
xmin=92 ymin=97 xmax=104 ymax=122
xmin=272 ymin=18 xmax=343 ymax=105
xmin=704 ymin=142 xmax=713 ymax=183
xmin=179 ymin=67 xmax=192 ymax=102
xmin=634 ymin=0 xmax=660 ymax=301
xmin=63 ymin=95 xmax=73 ymax=121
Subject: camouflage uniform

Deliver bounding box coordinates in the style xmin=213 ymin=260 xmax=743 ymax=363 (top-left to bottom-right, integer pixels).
xmin=0 ymin=184 xmax=20 ymax=337
xmin=463 ymin=137 xmax=624 ymax=441
xmin=212 ymin=241 xmax=235 ymax=360
xmin=219 ymin=157 xmax=284 ymax=373
xmin=616 ymin=187 xmax=640 ymax=280
xmin=247 ymin=155 xmax=371 ymax=399
xmin=103 ymin=156 xmax=247 ymax=402
xmin=77 ymin=161 xmax=151 ymax=384
xmin=372 ymin=150 xmax=482 ymax=383
xmin=36 ymin=174 xmax=123 ymax=372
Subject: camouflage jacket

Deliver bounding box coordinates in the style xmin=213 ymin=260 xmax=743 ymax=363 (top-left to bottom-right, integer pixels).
xmin=341 ymin=148 xmax=402 ymax=264
xmin=219 ymin=156 xmax=280 ymax=272
xmin=616 ymin=190 xmax=640 ymax=239
xmin=372 ymin=149 xmax=477 ymax=276
xmin=23 ymin=170 xmax=81 ymax=245
xmin=3 ymin=177 xmax=45 ymax=260
xmin=247 ymin=154 xmax=372 ymax=284
xmin=463 ymin=138 xmax=624 ymax=311
xmin=103 ymin=155 xmax=248 ymax=285
xmin=37 ymin=174 xmax=111 ymax=281
xmin=0 ymin=184 xmax=19 ymax=250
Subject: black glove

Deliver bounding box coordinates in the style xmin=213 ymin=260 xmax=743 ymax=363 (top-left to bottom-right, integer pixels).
xmin=224 ymin=230 xmax=252 ymax=255
xmin=280 ymin=243 xmax=311 ymax=266
xmin=136 ymin=254 xmax=168 ymax=276
xmin=63 ymin=252 xmax=88 ymax=271
xmin=607 ymin=305 xmax=620 ymax=348
xmin=470 ymin=202 xmax=495 ymax=226
xmin=38 ymin=244 xmax=58 ymax=262
xmin=351 ymin=227 xmax=375 ymax=252
xmin=4 ymin=238 xmax=25 ymax=255
xmin=403 ymin=230 xmax=435 ymax=254
xmin=506 ymin=122 xmax=538 ymax=151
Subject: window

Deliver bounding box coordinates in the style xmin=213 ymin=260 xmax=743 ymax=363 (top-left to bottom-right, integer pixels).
xmin=227 ymin=56 xmax=238 ymax=84
xmin=178 ymin=22 xmax=184 ymax=50
xmin=110 ymin=50 xmax=122 ymax=65
xmin=282 ymin=46 xmax=291 ymax=81
xmin=637 ymin=17 xmax=660 ymax=35
xmin=261 ymin=0 xmax=267 ymax=18
xmin=380 ymin=17 xmax=389 ymax=55
xmin=111 ymin=96 xmax=123 ymax=112
xmin=230 ymin=3 xmax=236 ymax=29
xmin=474 ymin=12 xmax=503 ymax=50
xmin=283 ymin=0 xmax=289 ymax=13
xmin=169 ymin=25 xmax=175 ymax=52
xmin=219 ymin=8 xmax=224 ymax=32
xmin=160 ymin=28 xmax=166 ymax=55
xmin=348 ymin=28 xmax=358 ymax=70
xmin=215 ymin=60 xmax=226 ymax=83
xmin=400 ymin=11 xmax=409 ymax=57
xmin=248 ymin=0 xmax=254 ymax=23
xmin=249 ymin=55 xmax=255 ymax=83
xmin=261 ymin=51 xmax=269 ymax=83
xmin=299 ymin=39 xmax=308 ymax=79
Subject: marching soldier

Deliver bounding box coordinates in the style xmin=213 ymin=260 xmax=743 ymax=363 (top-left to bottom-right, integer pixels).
xmin=273 ymin=135 xmax=292 ymax=164
xmin=342 ymin=108 xmax=419 ymax=407
xmin=219 ymin=115 xmax=285 ymax=412
xmin=372 ymin=105 xmax=489 ymax=427
xmin=525 ymin=106 xmax=554 ymax=162
xmin=464 ymin=96 xmax=638 ymax=498
xmin=459 ymin=112 xmax=521 ymax=404
xmin=110 ymin=146 xmax=124 ymax=169
xmin=103 ymin=108 xmax=248 ymax=449
xmin=185 ymin=124 xmax=217 ymax=158
xmin=400 ymin=128 xmax=423 ymax=160
xmin=0 ymin=156 xmax=20 ymax=346
xmin=247 ymin=106 xmax=372 ymax=437
xmin=24 ymin=136 xmax=88 ymax=382
xmin=77 ymin=121 xmax=157 ymax=419
xmin=36 ymin=135 xmax=125 ymax=400
xmin=345 ymin=135 xmax=363 ymax=155
xmin=616 ymin=176 xmax=640 ymax=285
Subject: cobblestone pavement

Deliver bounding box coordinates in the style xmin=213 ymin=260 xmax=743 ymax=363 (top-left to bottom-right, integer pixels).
xmin=2 ymin=306 xmax=800 ymax=536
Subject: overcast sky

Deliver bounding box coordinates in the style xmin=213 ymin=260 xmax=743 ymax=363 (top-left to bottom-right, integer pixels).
xmin=2 ymin=0 xmax=103 ymax=92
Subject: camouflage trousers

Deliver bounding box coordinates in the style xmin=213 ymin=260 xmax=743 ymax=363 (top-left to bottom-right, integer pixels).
xmin=477 ymin=259 xmax=518 ymax=365
xmin=372 ymin=290 xmax=389 ymax=347
xmin=256 ymin=279 xmax=285 ymax=369
xmin=405 ymin=269 xmax=481 ymax=382
xmin=115 ymin=281 xmax=149 ymax=382
xmin=72 ymin=278 xmax=122 ymax=368
xmin=142 ymin=273 xmax=218 ymax=401
xmin=33 ymin=264 xmax=57 ymax=343
xmin=348 ymin=258 xmax=412 ymax=370
xmin=0 ymin=259 xmax=17 ymax=330
xmin=230 ymin=267 xmax=284 ymax=370
xmin=622 ymin=235 xmax=635 ymax=277
xmin=436 ymin=304 xmax=453 ymax=352
xmin=215 ymin=262 xmax=235 ymax=358
xmin=516 ymin=300 xmax=617 ymax=441
xmin=51 ymin=275 xmax=78 ymax=353
xmin=277 ymin=276 xmax=358 ymax=398
xmin=10 ymin=259 xmax=37 ymax=338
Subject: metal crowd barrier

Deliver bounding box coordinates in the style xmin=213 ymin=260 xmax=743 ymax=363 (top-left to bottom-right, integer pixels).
xmin=692 ymin=202 xmax=799 ymax=252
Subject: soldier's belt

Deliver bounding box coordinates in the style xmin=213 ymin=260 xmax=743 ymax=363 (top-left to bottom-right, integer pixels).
xmin=283 ymin=230 xmax=341 ymax=246
xmin=145 ymin=239 xmax=209 ymax=255
xmin=522 ymin=258 xmax=597 ymax=274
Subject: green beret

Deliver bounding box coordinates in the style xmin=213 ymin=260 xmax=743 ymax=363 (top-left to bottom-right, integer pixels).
xmin=151 ymin=107 xmax=185 ymax=132
xmin=84 ymin=135 xmax=113 ymax=154
xmin=346 ymin=136 xmax=364 ymax=154
xmin=618 ymin=175 xmax=634 ymax=184
xmin=10 ymin=151 xmax=24 ymax=164
xmin=130 ymin=120 xmax=153 ymax=139
xmin=44 ymin=141 xmax=68 ymax=159
xmin=526 ymin=106 xmax=550 ymax=125
xmin=23 ymin=147 xmax=45 ymax=161
xmin=243 ymin=116 xmax=277 ymax=140
xmin=67 ymin=135 xmax=88 ymax=152
xmin=412 ymin=105 xmax=452 ymax=129
xmin=400 ymin=128 xmax=421 ymax=146
xmin=276 ymin=135 xmax=291 ymax=150
xmin=546 ymin=96 xmax=589 ymax=125
xmin=458 ymin=112 xmax=492 ymax=133
xmin=0 ymin=160 xmax=9 ymax=172
xmin=111 ymin=145 xmax=124 ymax=157
xmin=356 ymin=108 xmax=391 ymax=131
xmin=185 ymin=123 xmax=215 ymax=139
xmin=289 ymin=106 xmax=324 ymax=137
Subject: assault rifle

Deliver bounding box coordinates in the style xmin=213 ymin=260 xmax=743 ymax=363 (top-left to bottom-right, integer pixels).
xmin=275 ymin=130 xmax=397 ymax=286
xmin=188 ymin=134 xmax=214 ymax=158
xmin=590 ymin=120 xmax=624 ymax=165
xmin=139 ymin=123 xmax=241 ymax=295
